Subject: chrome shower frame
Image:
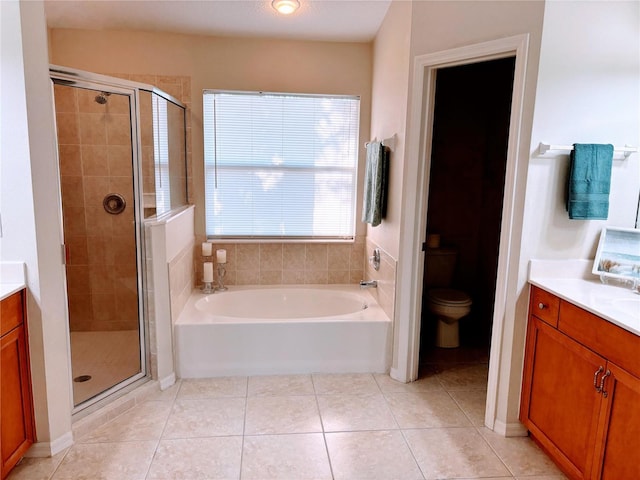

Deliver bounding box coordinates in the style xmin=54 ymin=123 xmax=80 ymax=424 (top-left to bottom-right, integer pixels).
xmin=49 ymin=65 xmax=186 ymax=415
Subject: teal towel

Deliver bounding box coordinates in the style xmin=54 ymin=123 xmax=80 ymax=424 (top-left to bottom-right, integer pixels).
xmin=361 ymin=141 xmax=388 ymax=227
xmin=566 ymin=143 xmax=613 ymax=220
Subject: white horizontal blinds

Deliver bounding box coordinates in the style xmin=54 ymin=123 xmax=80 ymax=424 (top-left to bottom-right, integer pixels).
xmin=152 ymin=94 xmax=170 ymax=214
xmin=203 ymin=91 xmax=360 ymax=238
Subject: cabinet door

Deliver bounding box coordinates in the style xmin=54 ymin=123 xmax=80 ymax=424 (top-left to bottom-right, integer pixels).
xmin=521 ymin=316 xmax=604 ymax=479
xmin=592 ymin=362 xmax=640 ymax=480
xmin=1 ymin=325 xmax=35 ymax=479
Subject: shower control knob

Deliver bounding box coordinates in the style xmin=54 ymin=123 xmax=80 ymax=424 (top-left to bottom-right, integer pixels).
xmin=103 ymin=193 xmax=126 ymax=215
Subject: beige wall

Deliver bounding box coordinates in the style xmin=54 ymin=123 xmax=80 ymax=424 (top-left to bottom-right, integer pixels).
xmin=368 ymin=0 xmax=412 ymax=262
xmin=525 ymin=0 xmax=640 ymax=260
xmin=395 ymin=0 xmax=638 ymax=433
xmin=417 ymin=0 xmax=544 ymax=432
xmin=382 ymin=0 xmax=545 ymax=433
xmin=49 ymin=29 xmax=373 ymax=240
xmin=366 ymin=0 xmax=413 ymax=345
xmin=2 ymin=0 xmax=73 ymax=454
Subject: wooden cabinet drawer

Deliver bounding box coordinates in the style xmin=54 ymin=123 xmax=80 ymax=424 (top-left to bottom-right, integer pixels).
xmin=530 ymin=286 xmax=560 ymax=327
xmin=558 ymin=300 xmax=640 ymax=379
xmin=1 ymin=291 xmax=24 ymax=337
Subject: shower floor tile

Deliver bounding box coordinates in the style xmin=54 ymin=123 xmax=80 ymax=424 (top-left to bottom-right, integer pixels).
xmin=70 ymin=330 xmax=140 ymax=405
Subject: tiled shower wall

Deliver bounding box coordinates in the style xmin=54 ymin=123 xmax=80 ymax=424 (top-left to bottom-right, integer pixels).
xmin=55 ymin=84 xmax=139 ymax=332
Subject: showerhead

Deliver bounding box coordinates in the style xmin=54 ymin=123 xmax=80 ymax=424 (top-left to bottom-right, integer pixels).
xmin=94 ymin=92 xmax=111 ymax=104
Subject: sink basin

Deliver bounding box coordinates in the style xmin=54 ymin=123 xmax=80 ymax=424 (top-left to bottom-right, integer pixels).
xmin=612 ymin=298 xmax=640 ymax=318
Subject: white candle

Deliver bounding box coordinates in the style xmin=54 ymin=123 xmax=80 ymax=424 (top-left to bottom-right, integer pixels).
xmin=216 ymin=249 xmax=227 ymax=264
xmin=203 ymin=262 xmax=214 ymax=282
xmin=202 ymin=242 xmax=212 ymax=256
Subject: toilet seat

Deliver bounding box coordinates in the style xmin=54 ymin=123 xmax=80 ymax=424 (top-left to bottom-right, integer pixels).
xmin=427 ymin=288 xmax=472 ymax=307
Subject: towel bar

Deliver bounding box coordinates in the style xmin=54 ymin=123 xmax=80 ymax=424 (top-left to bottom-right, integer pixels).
xmin=538 ymin=142 xmax=637 ymax=158
xmin=365 ymin=134 xmax=396 ymax=152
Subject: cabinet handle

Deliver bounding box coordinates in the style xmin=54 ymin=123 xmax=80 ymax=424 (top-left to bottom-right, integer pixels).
xmin=599 ymin=369 xmax=612 ymax=398
xmin=538 ymin=302 xmax=547 ymax=310
xmin=593 ymin=366 xmax=604 ymax=391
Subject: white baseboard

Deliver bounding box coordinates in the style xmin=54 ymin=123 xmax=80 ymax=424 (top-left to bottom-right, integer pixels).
xmin=25 ymin=431 xmax=74 ymax=457
xmin=159 ymin=372 xmax=176 ymax=390
xmin=389 ymin=367 xmax=408 ymax=383
xmin=493 ymin=418 xmax=528 ymax=437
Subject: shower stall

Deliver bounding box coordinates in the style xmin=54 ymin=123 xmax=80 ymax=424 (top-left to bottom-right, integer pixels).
xmin=50 ymin=66 xmax=188 ymax=411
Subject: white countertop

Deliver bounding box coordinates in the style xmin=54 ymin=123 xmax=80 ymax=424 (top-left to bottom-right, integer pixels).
xmin=0 ymin=262 xmax=26 ymax=301
xmin=529 ymin=260 xmax=640 ymax=336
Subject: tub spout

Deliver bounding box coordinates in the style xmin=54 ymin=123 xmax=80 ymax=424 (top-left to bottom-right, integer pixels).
xmin=359 ymin=280 xmax=377 ymax=289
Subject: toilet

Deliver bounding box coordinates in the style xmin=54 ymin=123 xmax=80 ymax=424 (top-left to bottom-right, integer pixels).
xmin=424 ymin=247 xmax=472 ymax=348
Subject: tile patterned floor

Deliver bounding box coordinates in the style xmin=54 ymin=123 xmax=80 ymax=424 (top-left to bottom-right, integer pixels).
xmin=9 ymin=365 xmax=567 ymax=480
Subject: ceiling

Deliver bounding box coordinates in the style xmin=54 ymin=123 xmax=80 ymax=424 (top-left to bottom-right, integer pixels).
xmin=43 ymin=0 xmax=392 ymax=43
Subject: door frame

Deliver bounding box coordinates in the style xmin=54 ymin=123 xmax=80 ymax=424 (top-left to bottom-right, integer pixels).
xmin=392 ymin=34 xmax=530 ymax=435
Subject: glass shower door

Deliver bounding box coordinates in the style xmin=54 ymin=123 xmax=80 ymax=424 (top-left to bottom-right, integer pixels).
xmin=52 ymin=81 xmax=145 ymax=408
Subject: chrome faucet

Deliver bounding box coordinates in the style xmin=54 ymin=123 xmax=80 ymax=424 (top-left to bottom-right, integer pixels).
xmin=359 ymin=280 xmax=378 ymax=289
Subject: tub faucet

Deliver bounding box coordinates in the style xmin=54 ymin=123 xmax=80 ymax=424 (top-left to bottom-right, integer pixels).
xmin=359 ymin=280 xmax=378 ymax=289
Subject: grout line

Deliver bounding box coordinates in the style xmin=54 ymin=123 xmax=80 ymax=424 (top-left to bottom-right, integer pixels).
xmin=238 ymin=376 xmax=249 ymax=480
xmin=473 ymin=425 xmax=516 ymax=478
xmin=360 ymin=374 xmax=427 ymax=478
xmin=397 ymin=428 xmax=428 ymax=480
xmin=44 ymin=370 xmax=521 ymax=480
xmin=311 ymin=376 xmax=336 ymax=480
xmin=142 ymin=381 xmax=180 ymax=479
xmin=43 ymin=446 xmax=72 ymax=480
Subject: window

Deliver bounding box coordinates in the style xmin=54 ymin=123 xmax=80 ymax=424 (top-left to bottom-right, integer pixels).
xmin=152 ymin=94 xmax=170 ymax=214
xmin=203 ymin=90 xmax=360 ymax=240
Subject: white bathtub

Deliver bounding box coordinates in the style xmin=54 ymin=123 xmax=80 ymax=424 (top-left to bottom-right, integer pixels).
xmin=175 ymin=285 xmax=392 ymax=377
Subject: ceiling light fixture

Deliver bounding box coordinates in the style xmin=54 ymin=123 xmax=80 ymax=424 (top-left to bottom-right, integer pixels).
xmin=271 ymin=0 xmax=300 ymax=15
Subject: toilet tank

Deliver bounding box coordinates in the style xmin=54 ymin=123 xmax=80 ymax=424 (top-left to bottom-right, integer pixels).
xmin=424 ymin=248 xmax=457 ymax=287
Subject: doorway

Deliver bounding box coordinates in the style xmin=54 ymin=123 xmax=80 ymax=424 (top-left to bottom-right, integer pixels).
xmin=394 ymin=34 xmax=530 ymax=434
xmin=51 ymin=80 xmax=146 ymax=409
xmin=419 ymin=57 xmax=516 ymax=370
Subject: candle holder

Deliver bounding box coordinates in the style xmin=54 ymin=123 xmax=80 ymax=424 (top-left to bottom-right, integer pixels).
xmin=217 ymin=262 xmax=228 ymax=291
xmin=201 ymin=281 xmax=214 ymax=294
xmin=202 ymin=260 xmax=215 ymax=294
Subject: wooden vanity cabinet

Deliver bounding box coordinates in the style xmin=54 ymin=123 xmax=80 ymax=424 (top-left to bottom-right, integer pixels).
xmin=520 ymin=286 xmax=640 ymax=480
xmin=1 ymin=290 xmax=35 ymax=480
